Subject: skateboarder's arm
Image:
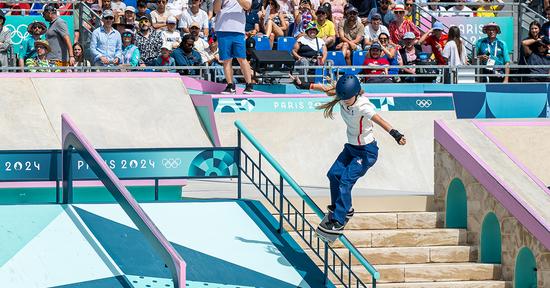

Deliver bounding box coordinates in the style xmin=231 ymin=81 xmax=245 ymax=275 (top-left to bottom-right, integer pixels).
xmin=372 ymin=115 xmax=407 ymax=145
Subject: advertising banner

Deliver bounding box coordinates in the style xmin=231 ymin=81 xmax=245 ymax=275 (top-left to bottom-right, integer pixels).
xmin=439 ymin=17 xmax=514 ymax=51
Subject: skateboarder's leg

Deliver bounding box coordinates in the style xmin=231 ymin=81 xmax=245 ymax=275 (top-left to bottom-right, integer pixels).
xmin=327 ymin=146 xmax=353 ymax=207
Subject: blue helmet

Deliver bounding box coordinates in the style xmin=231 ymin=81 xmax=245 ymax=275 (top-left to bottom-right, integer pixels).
xmin=335 ymin=74 xmax=362 ymax=100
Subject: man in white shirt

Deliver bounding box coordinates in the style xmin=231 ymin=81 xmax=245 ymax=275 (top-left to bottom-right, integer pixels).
xmin=447 ymin=0 xmax=473 ymax=16
xmin=363 ymin=13 xmax=389 ymax=46
xmin=179 ymin=0 xmax=209 ymax=37
xmin=189 ymin=22 xmax=209 ymax=59
xmin=167 ymin=0 xmax=187 ymax=19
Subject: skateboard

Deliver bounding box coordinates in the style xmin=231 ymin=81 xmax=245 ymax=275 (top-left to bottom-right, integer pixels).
xmin=315 ymin=213 xmax=343 ymax=244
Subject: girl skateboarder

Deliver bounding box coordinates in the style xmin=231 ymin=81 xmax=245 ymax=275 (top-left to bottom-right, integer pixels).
xmin=313 ymin=74 xmax=407 ymax=242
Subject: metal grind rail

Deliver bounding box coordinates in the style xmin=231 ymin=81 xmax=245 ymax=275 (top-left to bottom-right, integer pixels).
xmin=235 ymin=120 xmax=380 ymax=288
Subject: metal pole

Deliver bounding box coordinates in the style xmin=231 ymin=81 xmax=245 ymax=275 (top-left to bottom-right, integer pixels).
xmin=154 ymin=178 xmax=159 ymax=201
xmin=278 ymin=175 xmax=284 ymax=233
xmin=237 ymin=130 xmax=242 ymax=199
xmin=323 ymin=244 xmax=329 ymax=286
xmin=62 ymin=147 xmax=73 ymax=204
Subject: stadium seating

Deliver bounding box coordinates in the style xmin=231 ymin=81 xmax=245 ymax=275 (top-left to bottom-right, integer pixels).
xmin=276 ymin=37 xmax=296 ymax=53
xmin=253 ymin=36 xmax=271 ymax=51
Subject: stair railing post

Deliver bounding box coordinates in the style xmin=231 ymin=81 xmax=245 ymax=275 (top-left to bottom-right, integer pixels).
xmin=323 ymin=244 xmax=329 ymax=286
xmin=62 ymin=147 xmax=73 ymax=204
xmin=237 ymin=130 xmax=242 ymax=199
xmin=278 ymin=175 xmax=284 ymax=233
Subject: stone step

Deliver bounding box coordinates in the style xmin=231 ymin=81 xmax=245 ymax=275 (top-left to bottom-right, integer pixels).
xmin=327 ymin=263 xmax=501 ymax=284
xmin=300 ymin=212 xmax=444 ymax=230
xmin=335 ymin=280 xmax=511 ymax=288
xmin=289 ymin=229 xmax=467 ymax=249
xmin=305 ymin=246 xmax=477 ymax=265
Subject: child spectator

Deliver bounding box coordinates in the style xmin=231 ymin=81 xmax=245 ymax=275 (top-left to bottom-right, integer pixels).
xmin=363 ymin=42 xmax=392 ymax=83
xmin=154 ymin=43 xmax=176 ymax=72
xmin=151 ymin=0 xmax=173 ymax=31
xmin=136 ymin=1 xmax=151 ymax=21
xmin=388 ymin=4 xmax=420 ymax=45
xmin=18 ymin=21 xmax=47 ymax=68
xmin=0 ymin=10 xmax=10 ymax=67
xmin=364 ymin=13 xmax=389 ymax=47
xmin=337 ymin=6 xmax=364 ymax=65
xmin=180 ymin=0 xmax=209 ymax=37
xmin=121 ymin=30 xmax=141 ymax=67
xmin=172 ymin=34 xmax=203 ymax=75
xmin=162 ymin=16 xmax=182 ymax=49
xmin=314 ymin=6 xmax=336 ymax=49
xmin=72 ymin=42 xmax=91 ymax=68
xmin=418 ymin=22 xmax=448 ymax=65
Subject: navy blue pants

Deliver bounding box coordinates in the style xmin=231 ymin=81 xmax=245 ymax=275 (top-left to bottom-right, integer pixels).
xmin=327 ymin=142 xmax=379 ymax=225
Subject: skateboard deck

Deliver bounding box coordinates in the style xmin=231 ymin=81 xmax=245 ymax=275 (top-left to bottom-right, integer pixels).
xmin=315 ymin=213 xmax=342 ymax=244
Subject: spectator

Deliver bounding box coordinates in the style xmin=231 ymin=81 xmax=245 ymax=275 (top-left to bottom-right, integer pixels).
xmin=292 ymin=0 xmax=314 ymax=37
xmin=349 ymin=0 xmax=377 ymax=25
xmin=0 ymin=10 xmax=9 ymax=67
xmin=135 ymin=15 xmax=164 ymax=65
xmin=91 ymin=10 xmax=123 ymax=66
xmin=73 ymin=42 xmax=91 ymax=68
xmin=540 ymin=7 xmax=550 ymax=39
xmin=201 ymin=0 xmax=214 ymax=20
xmin=162 ymin=16 xmax=182 ymax=49
xmin=103 ymin=0 xmax=112 ymax=11
xmin=475 ymin=22 xmax=510 ymax=83
xmin=25 ymin=40 xmax=54 ymax=72
xmin=123 ymin=6 xmax=138 ymax=30
xmin=245 ymin=0 xmax=262 ymax=35
xmin=378 ymin=31 xmax=398 ymax=77
xmin=202 ymin=37 xmax=220 ymax=65
xmin=337 ymin=6 xmax=364 ymax=65
xmin=136 ymin=1 xmax=151 ymax=21
xmin=292 ymin=22 xmax=327 ymax=82
xmin=388 ymin=4 xmax=420 ymax=45
xmin=364 ymin=13 xmax=389 ymax=46
xmin=121 ymin=30 xmax=141 ymax=67
xmin=277 ymin=0 xmax=295 ymax=27
xmin=363 ymin=42 xmax=392 ymax=83
xmin=111 ymin=0 xmax=127 ymax=18
xmin=0 ymin=2 xmax=31 ymax=16
xmin=172 ymin=34 xmax=203 ymax=75
xmin=151 ymin=0 xmax=173 ymax=31
xmin=425 ymin=0 xmax=446 ymax=17
xmin=404 ymin=0 xmax=415 ymax=21
xmin=447 ymin=0 xmax=473 ymax=17
xmin=180 ymin=0 xmax=209 ymax=37
xmin=368 ymin=0 xmax=395 ymax=27
xmin=519 ymin=21 xmax=541 ymax=74
xmin=213 ymin=0 xmax=254 ymax=94
xmin=398 ymin=32 xmax=422 ymax=82
xmin=443 ymin=26 xmax=467 ymax=67
xmin=475 ymin=0 xmax=504 ymax=17
xmin=167 ymin=0 xmax=187 ymax=20
xmin=522 ymin=36 xmax=550 ymax=82
xmin=314 ymin=6 xmax=336 ymax=49
xmin=42 ymin=4 xmax=75 ymax=66
xmin=260 ymin=0 xmax=289 ymax=47
xmin=418 ymin=22 xmax=448 ymax=65
xmin=18 ymin=21 xmax=47 ymax=68
xmin=154 ymin=43 xmax=176 ymax=72
xmin=189 ymin=22 xmax=209 ymax=56
xmin=327 ymin=0 xmax=347 ymax=30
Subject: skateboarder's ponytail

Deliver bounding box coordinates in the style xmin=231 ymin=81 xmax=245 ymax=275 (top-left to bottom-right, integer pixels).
xmin=317 ymin=98 xmax=340 ymax=119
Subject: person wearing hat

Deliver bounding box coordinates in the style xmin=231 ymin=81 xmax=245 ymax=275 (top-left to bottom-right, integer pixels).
xmin=522 ymin=35 xmax=550 ymax=82
xmin=367 ymin=0 xmax=395 ymax=27
xmin=363 ymin=13 xmax=389 ymax=46
xmin=475 ymin=22 xmax=510 ymax=83
xmin=313 ymin=6 xmax=336 ymax=48
xmin=162 ymin=16 xmax=182 ymax=49
xmin=172 ymin=33 xmax=203 ymax=75
xmin=154 ymin=42 xmax=176 ymax=72
xmin=25 ymin=40 xmax=54 ymax=72
xmin=42 ymin=4 xmax=75 ymax=66
xmin=18 ymin=21 xmax=47 ymax=67
xmin=188 ymin=22 xmax=209 ymax=60
xmin=123 ymin=6 xmax=138 ymax=29
xmin=90 ymin=10 xmax=123 ymax=66
xmin=0 ymin=10 xmax=10 ymax=67
xmin=418 ymin=22 xmax=448 ymax=65
xmin=337 ymin=5 xmax=364 ymax=65
xmin=388 ymin=4 xmax=420 ymax=45
xmin=120 ymin=29 xmax=141 ymax=67
xmin=398 ymin=31 xmax=423 ymax=83
xmin=180 ymin=0 xmax=210 ymax=37
xmin=135 ymin=14 xmax=164 ymax=66
xmin=362 ymin=42 xmax=392 ymax=83
xmin=292 ymin=22 xmax=327 ymax=82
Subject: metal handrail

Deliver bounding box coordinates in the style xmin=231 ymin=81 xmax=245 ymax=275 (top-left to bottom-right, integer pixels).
xmin=234 ymin=120 xmax=380 ymax=283
xmin=61 ymin=113 xmax=187 ymax=288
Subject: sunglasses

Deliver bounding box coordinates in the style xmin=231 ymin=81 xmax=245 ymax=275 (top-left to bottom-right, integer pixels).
xmin=394 ymin=11 xmax=405 ymax=14
xmin=379 ymin=37 xmax=388 ymax=41
xmin=139 ymin=19 xmax=150 ymax=23
xmin=405 ymin=3 xmax=413 ymax=6
xmin=104 ymin=17 xmax=114 ymax=20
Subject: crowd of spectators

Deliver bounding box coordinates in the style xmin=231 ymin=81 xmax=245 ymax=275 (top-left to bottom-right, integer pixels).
xmin=0 ymin=0 xmax=549 ymax=83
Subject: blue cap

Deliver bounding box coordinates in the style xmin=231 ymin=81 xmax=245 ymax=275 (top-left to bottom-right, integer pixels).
xmin=336 ymin=75 xmax=362 ymax=100
xmin=370 ymin=42 xmax=382 ymax=49
xmin=432 ymin=22 xmax=444 ymax=31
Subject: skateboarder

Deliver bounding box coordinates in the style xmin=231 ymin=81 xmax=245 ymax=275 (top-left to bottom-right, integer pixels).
xmin=315 ymin=74 xmax=407 ymax=242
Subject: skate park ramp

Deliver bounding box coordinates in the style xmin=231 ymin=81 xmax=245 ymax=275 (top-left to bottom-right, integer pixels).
xmin=0 ymin=200 xmax=325 ymax=288
xmin=0 ymin=73 xmax=211 ymax=149
xmin=216 ymin=109 xmax=455 ymax=196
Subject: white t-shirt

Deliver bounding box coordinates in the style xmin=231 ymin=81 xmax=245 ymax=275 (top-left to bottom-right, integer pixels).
xmin=214 ymin=0 xmax=248 ymax=33
xmin=364 ymin=24 xmax=389 ymax=43
xmin=110 ymin=1 xmax=126 ymax=12
xmin=340 ymin=95 xmax=377 ymax=145
xmin=162 ymin=30 xmax=182 ymax=48
xmin=447 ymin=6 xmax=473 ymax=17
xmin=150 ymin=10 xmax=174 ymax=31
xmin=192 ymin=37 xmax=209 ymax=60
xmin=167 ymin=0 xmax=187 ymax=18
xmin=442 ymin=40 xmax=467 ymax=67
xmin=179 ymin=8 xmax=209 ymax=31
xmin=297 ymin=36 xmax=326 ymax=52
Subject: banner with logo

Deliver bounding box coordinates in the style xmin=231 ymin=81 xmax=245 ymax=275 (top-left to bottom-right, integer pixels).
xmin=439 ymin=17 xmax=514 ymax=52
xmin=5 ymin=15 xmax=74 ymax=56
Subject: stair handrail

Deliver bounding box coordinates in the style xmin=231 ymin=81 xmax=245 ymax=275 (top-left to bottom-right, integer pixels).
xmin=61 ymin=113 xmax=186 ymax=288
xmin=234 ymin=120 xmax=380 ymax=281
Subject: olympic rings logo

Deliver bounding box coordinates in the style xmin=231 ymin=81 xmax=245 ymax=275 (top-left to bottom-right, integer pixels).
xmin=416 ymin=99 xmax=432 ymax=108
xmin=162 ymin=158 xmax=182 ymax=169
xmin=5 ymin=24 xmax=29 ymax=45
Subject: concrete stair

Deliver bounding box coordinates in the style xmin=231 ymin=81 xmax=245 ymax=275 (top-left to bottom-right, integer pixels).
xmin=288 ymin=211 xmax=509 ymax=287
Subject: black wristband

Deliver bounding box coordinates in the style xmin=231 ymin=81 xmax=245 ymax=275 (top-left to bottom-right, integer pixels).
xmin=389 ymin=129 xmax=404 ymax=144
